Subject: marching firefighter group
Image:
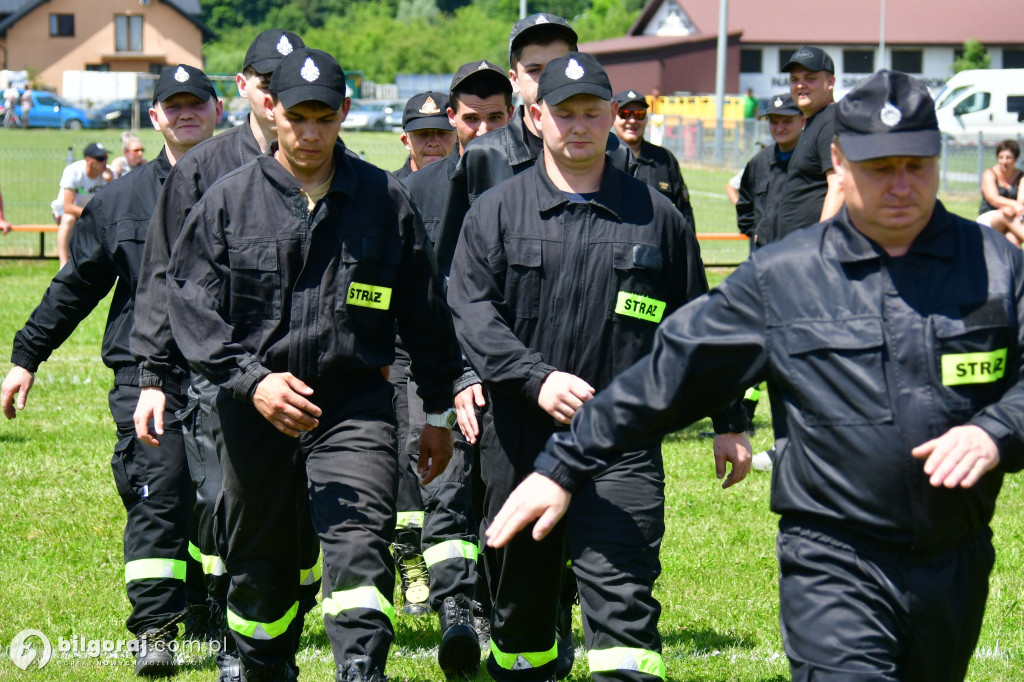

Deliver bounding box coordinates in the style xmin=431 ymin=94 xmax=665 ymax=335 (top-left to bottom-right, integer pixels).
xmin=4 ymin=11 xmax=1024 ymax=682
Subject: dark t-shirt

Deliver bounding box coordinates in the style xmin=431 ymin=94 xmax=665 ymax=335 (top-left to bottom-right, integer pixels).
xmin=775 ymin=103 xmax=836 ymax=239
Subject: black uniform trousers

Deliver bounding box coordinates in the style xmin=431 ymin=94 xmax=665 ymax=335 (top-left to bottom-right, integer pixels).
xmin=109 ymin=382 xmax=193 ymax=636
xmin=213 ymin=376 xmax=398 ymax=673
xmin=482 ymin=395 xmax=664 ymax=682
xmin=777 ymin=522 xmax=994 ymax=682
xmin=391 ymin=351 xmax=479 ymax=610
xmin=391 ymin=349 xmax=427 ymax=542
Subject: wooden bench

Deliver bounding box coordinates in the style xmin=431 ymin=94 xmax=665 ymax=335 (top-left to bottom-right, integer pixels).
xmin=4 ymin=224 xmax=57 ymax=259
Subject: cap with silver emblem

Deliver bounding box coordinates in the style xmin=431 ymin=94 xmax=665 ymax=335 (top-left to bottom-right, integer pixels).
xmin=269 ymin=48 xmax=346 ymax=110
xmin=243 ymin=29 xmax=306 ymax=74
xmin=152 ymin=64 xmax=217 ymax=105
xmin=536 ymin=52 xmax=611 ymax=106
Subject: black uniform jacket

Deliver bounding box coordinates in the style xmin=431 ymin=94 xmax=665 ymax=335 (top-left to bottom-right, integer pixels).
xmin=447 ymin=157 xmax=710 ymax=416
xmin=634 ymin=139 xmax=695 ymax=230
xmin=736 ymin=142 xmax=789 ymax=245
xmin=132 ymin=121 xmax=263 ymax=389
xmin=402 ymin=146 xmax=458 ymax=245
xmin=167 ymin=141 xmax=461 ymax=411
xmin=12 ymin=150 xmax=180 ymax=389
xmin=434 ymin=106 xmax=635 ymax=273
xmin=539 ymin=202 xmax=1024 ymax=555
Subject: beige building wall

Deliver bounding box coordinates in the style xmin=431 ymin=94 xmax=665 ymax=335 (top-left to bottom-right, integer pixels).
xmin=0 ymin=0 xmax=204 ymax=95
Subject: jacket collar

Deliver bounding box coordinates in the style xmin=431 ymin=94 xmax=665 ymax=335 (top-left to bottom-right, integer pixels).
xmin=533 ymin=154 xmax=624 ymax=220
xmin=260 ymin=140 xmax=357 ymax=198
xmin=828 ymin=201 xmax=957 ymax=264
xmin=502 ymin=106 xmax=542 ymax=167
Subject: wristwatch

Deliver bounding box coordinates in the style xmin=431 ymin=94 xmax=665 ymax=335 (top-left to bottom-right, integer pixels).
xmin=425 ymin=408 xmax=457 ymax=429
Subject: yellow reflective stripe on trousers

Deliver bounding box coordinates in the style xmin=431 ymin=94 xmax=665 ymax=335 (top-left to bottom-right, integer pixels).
xmin=201 ymin=552 xmax=227 ymax=577
xmin=124 ymin=558 xmax=187 ymax=584
xmin=423 ymin=539 xmax=479 ymax=568
xmin=490 ymin=639 xmax=557 ymax=670
xmin=300 ymin=554 xmax=322 ymax=586
xmin=322 ymin=585 xmax=395 ymax=625
xmin=743 ymin=383 xmax=762 ymax=401
xmin=188 ymin=542 xmax=201 ymax=563
xmin=227 ymin=601 xmax=298 ymax=641
xmin=588 ymin=647 xmax=665 ymax=679
xmin=396 ymin=511 xmax=425 ymax=529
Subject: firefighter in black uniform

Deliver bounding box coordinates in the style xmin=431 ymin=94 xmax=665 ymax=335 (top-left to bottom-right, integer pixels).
xmin=1 ymin=64 xmax=222 ymax=676
xmin=131 ymin=29 xmax=310 ymax=680
xmin=393 ymin=91 xmax=456 ymax=180
xmin=447 ymin=53 xmax=751 ymax=682
xmin=166 ymin=49 xmax=462 ymax=682
xmin=611 ymin=89 xmax=696 ymax=229
xmin=489 ymin=71 xmax=1024 ymax=682
xmin=397 ymin=58 xmax=514 ymax=679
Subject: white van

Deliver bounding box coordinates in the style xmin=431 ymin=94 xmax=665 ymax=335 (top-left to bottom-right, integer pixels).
xmin=933 ymin=69 xmax=1024 ymax=143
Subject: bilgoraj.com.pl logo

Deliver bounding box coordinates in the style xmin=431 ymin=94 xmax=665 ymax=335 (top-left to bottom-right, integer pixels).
xmin=8 ymin=630 xmax=53 ymax=670
xmin=6 ymin=628 xmax=224 ymax=671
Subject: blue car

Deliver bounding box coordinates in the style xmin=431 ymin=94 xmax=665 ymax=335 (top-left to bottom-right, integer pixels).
xmin=23 ymin=91 xmax=106 ymax=129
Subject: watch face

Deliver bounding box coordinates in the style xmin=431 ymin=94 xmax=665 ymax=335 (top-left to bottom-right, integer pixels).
xmin=446 ymin=409 xmax=458 ymax=429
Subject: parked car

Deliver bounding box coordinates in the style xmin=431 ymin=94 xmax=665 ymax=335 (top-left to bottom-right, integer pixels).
xmin=25 ymin=91 xmax=107 ymax=129
xmin=934 ymin=69 xmax=1024 ymax=143
xmin=94 ymin=98 xmax=149 ymax=129
xmin=341 ymin=100 xmax=405 ymax=131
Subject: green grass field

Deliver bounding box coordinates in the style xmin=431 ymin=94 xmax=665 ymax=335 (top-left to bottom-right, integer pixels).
xmin=0 ymin=130 xmax=1020 ymax=680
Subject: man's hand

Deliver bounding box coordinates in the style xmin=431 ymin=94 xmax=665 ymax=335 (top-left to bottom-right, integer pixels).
xmin=417 ymin=424 xmax=453 ymax=485
xmin=486 ymin=472 xmax=572 ymax=547
xmin=1 ymin=365 xmax=34 ymax=420
xmin=713 ymin=431 xmax=753 ymax=488
xmin=0 ymin=218 xmax=11 ymax=235
xmin=454 ymin=383 xmax=486 ymax=443
xmin=252 ymin=372 xmax=322 ymax=437
xmin=538 ymin=371 xmax=595 ymax=424
xmin=134 ymin=387 xmax=167 ymax=447
xmin=912 ymin=425 xmax=1000 ymax=489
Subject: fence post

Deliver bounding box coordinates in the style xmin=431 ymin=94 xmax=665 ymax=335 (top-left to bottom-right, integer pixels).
xmin=940 ymin=136 xmax=948 ymax=193
xmin=65 ymin=146 xmax=73 ymax=165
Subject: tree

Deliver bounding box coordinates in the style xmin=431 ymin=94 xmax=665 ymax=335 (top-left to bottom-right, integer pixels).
xmin=953 ymin=38 xmax=990 ymax=73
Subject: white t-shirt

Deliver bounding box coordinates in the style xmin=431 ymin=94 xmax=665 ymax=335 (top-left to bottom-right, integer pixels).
xmin=50 ymin=160 xmax=106 ymax=217
xmin=3 ymin=86 xmax=18 ymax=109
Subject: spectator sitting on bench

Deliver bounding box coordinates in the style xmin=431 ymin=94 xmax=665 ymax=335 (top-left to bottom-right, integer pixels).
xmin=51 ymin=142 xmax=108 ymax=267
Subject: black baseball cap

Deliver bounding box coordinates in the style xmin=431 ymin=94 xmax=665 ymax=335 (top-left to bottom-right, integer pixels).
xmin=269 ymin=48 xmax=346 ymax=111
xmin=152 ymin=64 xmax=217 ymax=105
xmin=83 ymin=142 xmax=108 ymax=160
xmin=537 ymin=52 xmax=611 ymax=106
xmin=612 ymin=89 xmax=649 ymax=109
xmin=834 ymin=70 xmax=940 ymax=162
xmin=509 ymin=13 xmax=578 ymax=64
xmin=243 ymin=29 xmax=305 ymax=74
xmin=761 ymin=93 xmax=800 ymax=117
xmin=402 ymin=92 xmax=454 ymax=132
xmin=450 ymin=60 xmax=512 ymax=98
xmin=782 ymin=46 xmax=835 ymax=74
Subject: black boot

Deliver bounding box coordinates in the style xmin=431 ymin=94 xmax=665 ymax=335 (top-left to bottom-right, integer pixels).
xmin=438 ymin=594 xmax=480 ymax=679
xmin=134 ymin=626 xmax=177 ymax=677
xmin=337 ymin=655 xmax=387 ymax=682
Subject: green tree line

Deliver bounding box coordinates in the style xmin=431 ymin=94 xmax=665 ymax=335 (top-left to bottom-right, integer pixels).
xmin=201 ymin=0 xmax=646 ymax=82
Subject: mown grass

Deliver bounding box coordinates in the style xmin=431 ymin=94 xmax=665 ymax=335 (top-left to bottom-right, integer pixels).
xmin=2 ymin=260 xmax=1023 ymax=680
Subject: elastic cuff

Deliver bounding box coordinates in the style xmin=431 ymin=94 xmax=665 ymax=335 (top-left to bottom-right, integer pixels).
xmin=454 ymin=369 xmax=480 ymax=396
xmin=524 ymin=363 xmax=557 ymax=404
xmin=971 ymin=415 xmax=1024 ymax=473
xmin=138 ymin=367 xmax=165 ymax=389
xmin=534 ymin=453 xmax=584 ymax=493
xmin=234 ymin=364 xmax=272 ymax=402
xmin=712 ymin=399 xmax=749 ymax=434
xmin=10 ymin=350 xmax=41 ymax=374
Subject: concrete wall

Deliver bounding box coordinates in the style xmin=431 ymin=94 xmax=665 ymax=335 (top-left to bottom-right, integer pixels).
xmin=0 ymin=0 xmax=203 ymax=95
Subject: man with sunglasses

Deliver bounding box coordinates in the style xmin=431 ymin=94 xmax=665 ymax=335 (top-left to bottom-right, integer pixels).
xmin=612 ymin=90 xmax=695 ymax=229
xmin=131 ymin=29 xmax=309 ymax=680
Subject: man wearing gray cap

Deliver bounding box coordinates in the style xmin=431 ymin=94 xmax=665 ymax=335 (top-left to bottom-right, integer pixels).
xmin=167 ymin=47 xmax=461 ymax=682
xmin=488 ymin=70 xmax=1024 ymax=682
xmin=448 ymin=52 xmax=750 ymax=682
xmin=774 ymin=45 xmax=843 ymax=239
xmin=2 ymin=63 xmax=222 ymax=676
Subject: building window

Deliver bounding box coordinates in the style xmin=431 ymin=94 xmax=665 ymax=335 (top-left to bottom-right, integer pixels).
xmin=49 ymin=14 xmax=74 ymax=37
xmin=1005 ymin=49 xmax=1024 ymax=68
xmin=843 ymin=49 xmax=874 ymax=73
xmin=778 ymin=49 xmax=795 ymax=72
xmin=740 ymin=49 xmax=762 ymax=73
xmin=891 ymin=50 xmax=923 ymax=74
xmin=115 ymin=14 xmax=143 ymax=52
xmin=86 ymin=64 xmax=110 ymax=72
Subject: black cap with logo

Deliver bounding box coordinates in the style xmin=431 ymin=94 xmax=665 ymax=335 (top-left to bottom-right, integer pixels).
xmin=537 ymin=52 xmax=611 ymax=106
xmin=612 ymin=90 xmax=649 ymax=109
xmin=450 ymin=60 xmax=512 ymax=98
xmin=152 ymin=64 xmax=218 ymax=105
xmin=509 ymin=13 xmax=578 ymax=64
xmin=244 ymin=29 xmax=306 ymax=74
xmin=269 ymin=48 xmax=347 ymax=111
xmin=761 ymin=93 xmax=800 ymax=117
xmin=782 ymin=46 xmax=835 ymax=74
xmin=834 ymin=70 xmax=940 ymax=162
xmin=83 ymin=142 xmax=108 ymax=160
xmin=402 ymin=92 xmax=454 ymax=132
